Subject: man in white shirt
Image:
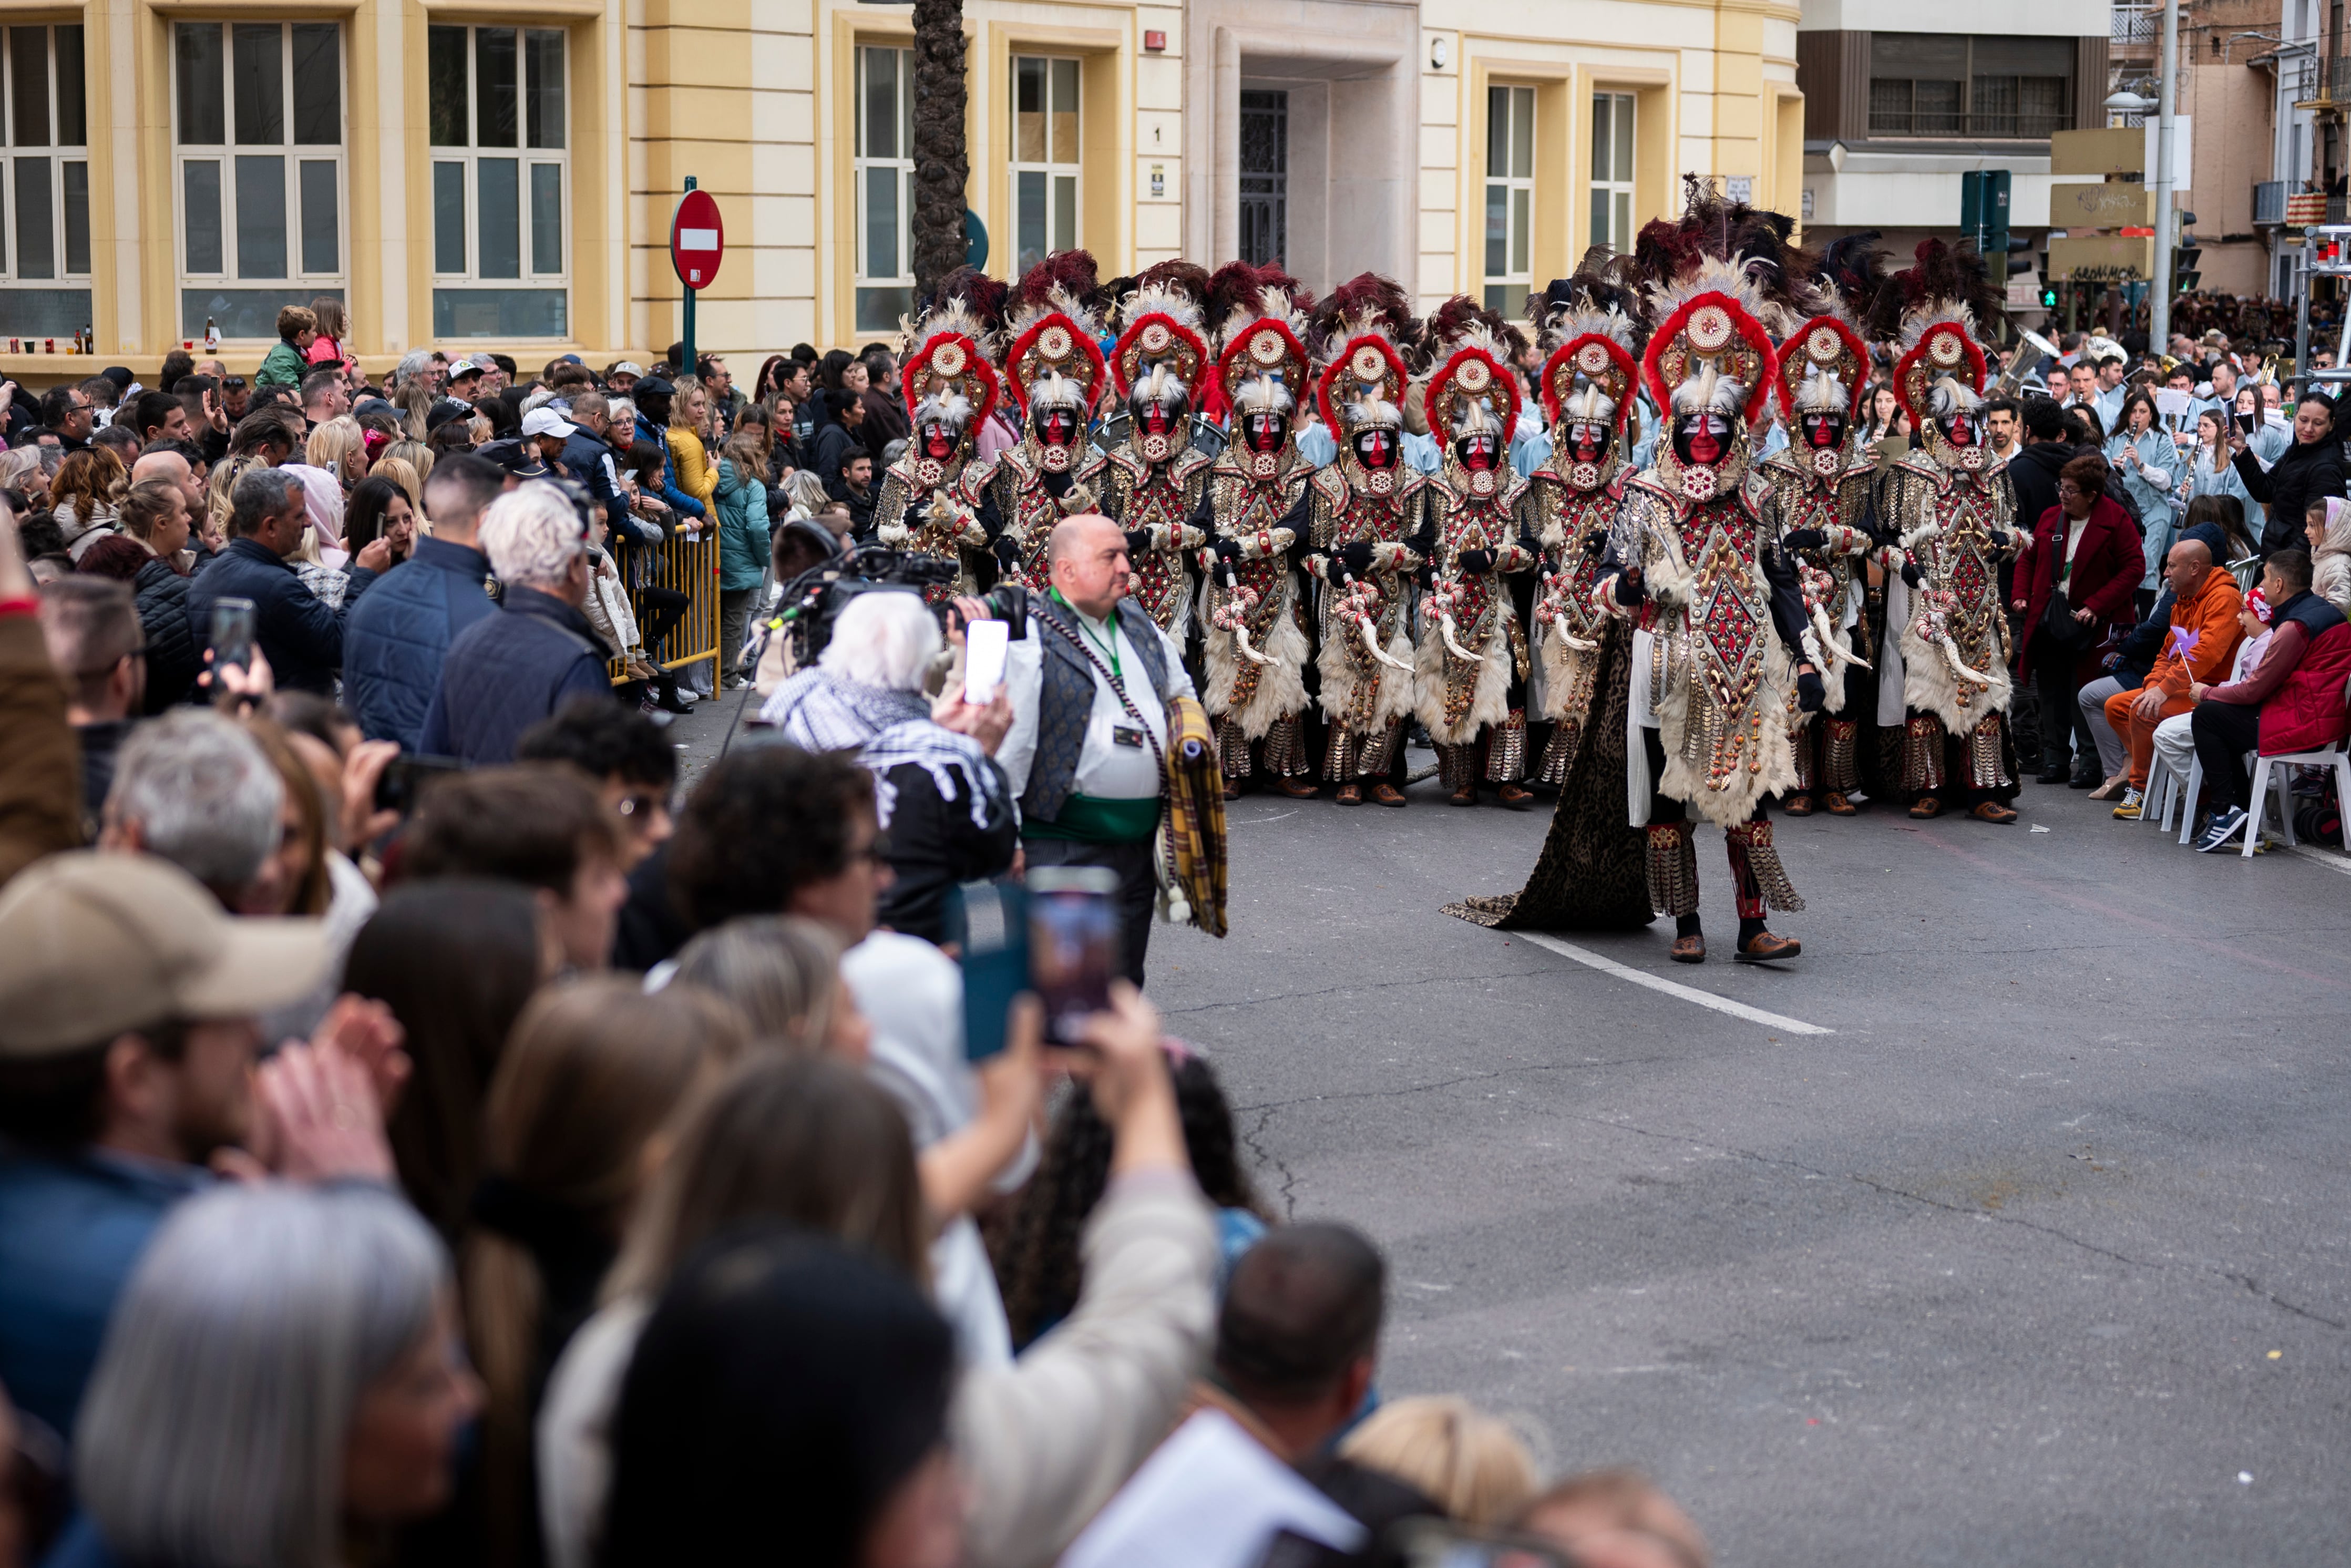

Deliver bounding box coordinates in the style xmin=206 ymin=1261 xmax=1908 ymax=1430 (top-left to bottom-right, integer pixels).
xmin=996 ymin=513 xmax=1197 ymax=985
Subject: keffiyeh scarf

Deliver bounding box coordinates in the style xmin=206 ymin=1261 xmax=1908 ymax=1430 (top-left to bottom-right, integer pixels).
xmin=760 ymin=670 xmax=1010 ymax=831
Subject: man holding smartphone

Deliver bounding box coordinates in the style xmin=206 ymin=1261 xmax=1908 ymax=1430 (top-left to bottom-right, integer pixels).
xmin=993 ymin=513 xmax=1199 ymax=986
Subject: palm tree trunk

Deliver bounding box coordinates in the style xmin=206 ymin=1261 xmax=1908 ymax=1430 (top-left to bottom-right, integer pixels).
xmin=910 ymin=0 xmax=970 ymax=299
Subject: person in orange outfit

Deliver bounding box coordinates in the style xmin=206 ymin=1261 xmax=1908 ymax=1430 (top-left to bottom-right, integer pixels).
xmin=2103 ymin=536 xmax=2243 ymax=818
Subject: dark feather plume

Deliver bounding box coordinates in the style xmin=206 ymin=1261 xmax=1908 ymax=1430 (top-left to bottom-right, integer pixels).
xmin=1013 ymin=250 xmax=1102 ymax=315
xmin=1818 ymin=232 xmax=1887 ymax=323
xmin=1866 ymin=237 xmax=2006 ymax=340
xmin=919 ymin=265 xmax=1009 ymax=331
xmin=1310 ymin=272 xmax=1416 ymax=355
xmin=1132 ymin=259 xmax=1212 ymax=307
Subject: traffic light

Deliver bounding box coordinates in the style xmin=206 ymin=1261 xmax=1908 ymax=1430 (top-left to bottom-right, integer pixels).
xmin=2173 ymin=235 xmax=2202 ymax=292
xmin=2005 ymin=232 xmax=2034 ymax=278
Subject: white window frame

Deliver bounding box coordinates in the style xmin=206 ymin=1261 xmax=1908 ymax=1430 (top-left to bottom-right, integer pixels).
xmin=170 ymin=21 xmax=347 ymax=315
xmin=854 ymin=43 xmax=915 ymax=334
xmin=1591 ymin=90 xmax=1637 ymax=251
xmin=1483 ymin=83 xmax=1534 ymax=317
xmin=427 ymin=24 xmax=570 ymax=335
xmin=1010 ymin=54 xmax=1081 ymax=278
xmin=0 ymin=24 xmax=90 ymax=286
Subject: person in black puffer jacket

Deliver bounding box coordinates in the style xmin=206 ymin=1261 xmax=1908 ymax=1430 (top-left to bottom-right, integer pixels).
xmin=97 ymin=480 xmax=204 ymax=710
xmin=2233 ymin=390 xmax=2348 ymax=556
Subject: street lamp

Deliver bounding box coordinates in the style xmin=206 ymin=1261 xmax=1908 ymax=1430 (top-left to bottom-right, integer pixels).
xmin=2102 ymin=89 xmax=2155 ymax=117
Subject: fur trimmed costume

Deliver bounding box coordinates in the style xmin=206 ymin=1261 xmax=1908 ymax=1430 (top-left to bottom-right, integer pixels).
xmin=1087 ymin=262 xmax=1216 ymax=636
xmin=978 ymin=251 xmax=1111 ymax=591
xmin=875 ymin=267 xmax=1005 ymax=600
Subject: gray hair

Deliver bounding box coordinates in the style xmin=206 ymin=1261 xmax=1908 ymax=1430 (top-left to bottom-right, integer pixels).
xmin=107 ymin=710 xmax=284 ymax=890
xmin=478 ymin=480 xmax=584 ymax=590
xmin=817 ymin=589 xmax=941 ymax=691
xmin=229 ymin=466 xmax=306 ymax=539
xmin=76 ymin=1184 xmax=447 ymax=1568
xmin=393 ymin=348 xmax=435 ymax=388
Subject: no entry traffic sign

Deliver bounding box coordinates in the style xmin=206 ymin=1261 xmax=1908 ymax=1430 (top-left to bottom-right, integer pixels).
xmin=671 ymin=188 xmax=724 ymax=290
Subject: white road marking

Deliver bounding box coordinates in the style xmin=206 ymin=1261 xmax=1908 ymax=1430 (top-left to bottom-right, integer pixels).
xmin=1512 ymin=931 xmax=1836 ymax=1036
xmin=2286 ymin=844 xmax=2351 ymax=879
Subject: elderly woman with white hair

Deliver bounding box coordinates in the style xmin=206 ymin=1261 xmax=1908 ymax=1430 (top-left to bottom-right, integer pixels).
xmin=420 ymin=481 xmax=619 ymax=766
xmin=757 ymin=588 xmax=1017 ymax=946
xmin=59 ymin=1184 xmax=480 ymax=1568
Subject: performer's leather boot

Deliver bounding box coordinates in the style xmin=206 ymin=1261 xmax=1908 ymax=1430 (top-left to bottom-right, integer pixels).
xmin=1822 ymin=792 xmax=1857 ymax=816
xmin=1370 ymin=782 xmax=1408 ymax=807
xmin=1908 ymin=795 xmax=1943 ymax=819
xmin=1438 ymin=745 xmax=1477 ymax=806
xmin=1736 ymin=930 xmax=1802 ymax=961
xmin=1274 ymin=775 xmax=1319 ymax=800
xmin=1970 ymin=800 xmax=2018 ymax=824
xmin=1670 ymin=917 xmax=1706 ymax=965
xmin=1783 ymin=794 xmax=1815 ymax=816
xmin=1496 ymin=782 xmax=1534 ymax=808
xmin=1334 ymin=783 xmax=1362 ymax=806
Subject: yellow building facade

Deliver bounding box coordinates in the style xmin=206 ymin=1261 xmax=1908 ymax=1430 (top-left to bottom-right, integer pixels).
xmin=0 ymin=0 xmax=1795 ymax=378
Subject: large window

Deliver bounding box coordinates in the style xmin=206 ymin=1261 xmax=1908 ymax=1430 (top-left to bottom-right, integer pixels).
xmin=1591 ymin=91 xmax=1636 ymax=251
xmin=1869 ymin=35 xmax=2072 ymax=140
xmin=1239 ymin=89 xmax=1287 ymax=268
xmin=429 ymin=25 xmax=568 ymax=339
xmin=173 ymin=21 xmax=343 ymax=340
xmin=1011 ymin=56 xmax=1080 ymax=277
xmin=0 ymin=25 xmax=88 ymax=336
xmin=855 ymin=44 xmax=913 ymax=334
xmin=1483 ymin=84 xmax=1533 ymax=317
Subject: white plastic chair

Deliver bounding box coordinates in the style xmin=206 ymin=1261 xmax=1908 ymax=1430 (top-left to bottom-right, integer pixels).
xmin=2242 ymin=742 xmax=2351 ymax=858
xmin=2142 ymin=748 xmax=2179 ymax=831
xmin=2176 ymin=754 xmax=2204 ymax=845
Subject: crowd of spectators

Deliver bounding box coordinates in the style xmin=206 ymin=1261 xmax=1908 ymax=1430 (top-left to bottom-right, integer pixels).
xmin=0 ymin=294 xmax=2346 ymax=1568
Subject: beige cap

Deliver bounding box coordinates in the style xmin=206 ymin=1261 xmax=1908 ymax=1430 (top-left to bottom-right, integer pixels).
xmin=0 ymin=851 xmax=333 ymax=1057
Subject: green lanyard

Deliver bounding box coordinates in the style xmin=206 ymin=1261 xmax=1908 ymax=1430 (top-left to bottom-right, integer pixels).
xmin=1053 ymin=589 xmax=1121 ymax=682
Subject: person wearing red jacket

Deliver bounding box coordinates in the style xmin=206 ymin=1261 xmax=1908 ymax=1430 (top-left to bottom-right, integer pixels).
xmin=2014 ymin=452 xmax=2141 ymax=785
xmin=2190 ymin=547 xmax=2351 ymax=850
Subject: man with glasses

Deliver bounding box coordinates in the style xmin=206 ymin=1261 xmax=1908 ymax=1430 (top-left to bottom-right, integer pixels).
xmin=420 ymin=480 xmax=618 ymax=765
xmin=38 ymin=386 xmax=93 ymax=452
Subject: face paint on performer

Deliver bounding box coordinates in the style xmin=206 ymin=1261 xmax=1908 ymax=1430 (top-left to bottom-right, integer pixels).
xmin=1454 ymin=429 xmax=1498 ymax=472
xmin=1352 ymin=427 xmax=1398 ymax=471
xmin=1672 ymin=410 xmax=1731 ymax=468
xmin=1937 ymin=408 xmax=1979 ymax=449
xmin=1244 ymin=409 xmax=1286 ymax=454
xmin=1567 ymin=419 xmax=1612 ymax=464
xmin=922 ymin=420 xmax=956 ymax=460
xmin=1800 ymin=411 xmax=1846 ymax=450
xmin=1035 ymin=407 xmax=1077 ymax=448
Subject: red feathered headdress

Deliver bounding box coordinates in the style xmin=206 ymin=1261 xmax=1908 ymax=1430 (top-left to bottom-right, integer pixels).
xmin=1639 ymin=288 xmax=1775 ymax=426
xmin=1315 ymin=334 xmax=1409 ymax=435
xmin=1539 ymin=332 xmax=1640 ymax=431
xmin=1773 ymin=314 xmax=1871 ymax=424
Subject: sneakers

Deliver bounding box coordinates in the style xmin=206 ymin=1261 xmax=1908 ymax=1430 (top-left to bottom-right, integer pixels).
xmin=2194 ymin=804 xmax=2249 ymax=852
xmin=2112 ymin=787 xmax=2144 ymax=820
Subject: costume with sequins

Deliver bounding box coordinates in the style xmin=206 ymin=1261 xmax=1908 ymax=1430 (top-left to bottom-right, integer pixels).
xmin=976 ymin=252 xmax=1111 ymax=592
xmin=874 ymin=267 xmax=1005 ymax=601
xmin=1086 ymin=262 xmax=1215 ymax=636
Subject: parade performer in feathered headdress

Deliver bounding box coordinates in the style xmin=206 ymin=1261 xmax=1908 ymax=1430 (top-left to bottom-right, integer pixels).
xmin=1761 ymin=232 xmax=1890 ymax=817
xmin=874 ymin=266 xmax=1005 ymax=601
xmin=1594 ymin=180 xmax=1819 ymax=964
xmin=1298 ymin=273 xmax=1432 ymax=806
xmin=1191 ymin=262 xmax=1318 ymax=798
xmin=1870 ymin=238 xmax=2024 ymax=825
xmin=1414 ymin=295 xmax=1541 ymax=807
xmin=978 ymin=250 xmax=1111 ymax=592
xmin=1092 ymin=261 xmax=1218 ymax=636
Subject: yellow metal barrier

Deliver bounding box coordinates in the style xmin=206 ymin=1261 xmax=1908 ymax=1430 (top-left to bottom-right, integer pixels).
xmin=607 ymin=530 xmax=720 ymax=681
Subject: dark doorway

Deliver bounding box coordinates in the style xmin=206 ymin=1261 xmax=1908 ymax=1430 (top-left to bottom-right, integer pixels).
xmin=1239 ymin=88 xmax=1287 ymax=268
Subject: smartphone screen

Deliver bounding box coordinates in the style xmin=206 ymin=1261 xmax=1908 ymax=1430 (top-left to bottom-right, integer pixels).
xmin=2237 ymin=411 xmax=2258 ymax=434
xmin=964 ymin=618 xmax=1010 ymax=704
xmin=957 ymin=879 xmax=1027 ymax=1063
xmin=1027 ymin=867 xmax=1122 ymax=1045
xmin=207 ymin=598 xmax=256 ymax=706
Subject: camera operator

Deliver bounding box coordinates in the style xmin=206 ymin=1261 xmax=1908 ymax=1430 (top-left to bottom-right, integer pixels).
xmin=756 ymin=587 xmax=1017 ymax=947
xmin=420 ymin=481 xmax=621 ymax=765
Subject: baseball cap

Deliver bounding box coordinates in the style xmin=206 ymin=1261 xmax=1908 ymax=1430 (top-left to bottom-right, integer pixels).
xmin=426 ymin=398 xmax=476 ymax=432
xmin=611 ymin=362 xmax=646 ymax=379
xmin=448 ymin=357 xmax=486 ymax=380
xmin=0 ymin=852 xmax=333 ymax=1057
xmin=634 ymin=376 xmax=674 ymax=399
xmin=521 ymin=407 xmax=577 ymax=440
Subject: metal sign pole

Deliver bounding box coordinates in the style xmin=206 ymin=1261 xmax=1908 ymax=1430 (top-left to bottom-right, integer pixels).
xmin=2151 ymin=0 xmax=2179 ymax=350
xmin=681 ymin=176 xmax=698 ymax=380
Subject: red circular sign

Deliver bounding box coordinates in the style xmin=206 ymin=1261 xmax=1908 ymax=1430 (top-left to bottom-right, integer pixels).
xmin=671 ymin=189 xmax=724 ymax=290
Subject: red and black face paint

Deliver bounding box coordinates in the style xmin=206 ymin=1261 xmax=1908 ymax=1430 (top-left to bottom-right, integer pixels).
xmin=1036 ymin=408 xmax=1077 ymax=448
xmin=1244 ymin=411 xmax=1286 ymax=454
xmin=1454 ymin=431 xmax=1498 ymax=472
xmin=1672 ymin=412 xmax=1730 ymax=468
xmin=1352 ymin=427 xmax=1397 ymax=471
xmin=923 ymin=421 xmax=956 ymax=459
xmin=1567 ymin=420 xmax=1611 ymax=464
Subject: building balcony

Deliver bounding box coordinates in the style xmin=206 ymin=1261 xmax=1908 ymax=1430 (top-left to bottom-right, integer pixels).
xmin=2254 ymin=180 xmax=2285 ymax=226
xmin=2291 ymin=55 xmax=2351 ymax=111
xmin=2111 ymin=4 xmax=2158 ymax=60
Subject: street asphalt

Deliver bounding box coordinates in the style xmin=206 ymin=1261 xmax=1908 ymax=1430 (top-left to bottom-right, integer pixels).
xmin=675 ymin=689 xmax=2351 ymax=1565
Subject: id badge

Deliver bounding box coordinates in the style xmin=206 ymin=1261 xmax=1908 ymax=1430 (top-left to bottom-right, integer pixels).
xmin=1112 ymin=724 xmax=1146 ymax=749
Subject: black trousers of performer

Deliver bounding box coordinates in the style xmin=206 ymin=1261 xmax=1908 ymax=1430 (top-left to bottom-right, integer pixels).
xmin=1641 ymin=729 xmax=1772 ymax=920
xmin=1022 ymin=834 xmax=1157 ymax=988
xmin=2190 ymin=699 xmax=2263 ymax=811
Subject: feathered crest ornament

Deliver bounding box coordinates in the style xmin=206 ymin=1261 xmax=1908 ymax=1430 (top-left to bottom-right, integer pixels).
xmin=1002 ymin=251 xmax=1110 ymax=421
xmin=1533 ymin=250 xmax=1645 ymax=434
xmin=898 ymin=265 xmax=1004 ymax=439
xmin=1207 ymin=261 xmax=1315 ymax=408
xmin=1419 ymin=293 xmax=1524 ymax=466
xmin=1109 ymin=260 xmax=1211 ymax=398
xmin=1311 ymin=272 xmax=1416 ymax=440
xmin=1873 ymin=239 xmax=1998 ymax=467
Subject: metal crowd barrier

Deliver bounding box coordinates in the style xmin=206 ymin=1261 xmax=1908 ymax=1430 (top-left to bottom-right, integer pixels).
xmin=607 ymin=529 xmax=720 ymax=682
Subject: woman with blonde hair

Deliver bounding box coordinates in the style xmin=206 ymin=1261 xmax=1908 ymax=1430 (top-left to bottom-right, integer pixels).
xmin=372 ymin=455 xmax=426 ymax=527
xmin=52 ymin=444 xmax=125 ymax=561
xmin=114 ymin=478 xmax=203 ymax=709
xmin=1338 ymin=1395 xmax=1542 ymax=1528
xmin=664 ymin=374 xmax=717 ymax=514
xmin=382 ymin=438 xmax=434 ymax=496
xmin=393 ymin=380 xmax=434 ymax=442
xmin=204 ymin=454 xmax=255 ymax=554
xmin=306 ymin=413 xmax=368 ymax=494
xmin=464 ymin=976 xmax=751 ymax=1568
xmin=0 ymin=444 xmax=48 ymax=504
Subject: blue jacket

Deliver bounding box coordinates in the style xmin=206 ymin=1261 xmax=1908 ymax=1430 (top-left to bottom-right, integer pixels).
xmin=715 ymin=456 xmax=771 ymax=591
xmin=564 ymin=430 xmax=631 ymax=537
xmin=2103 ymin=428 xmax=2186 ymax=588
xmin=343 ymin=537 xmax=500 ymax=750
xmin=0 ymin=1147 xmax=211 ymax=1438
xmin=184 ymin=536 xmax=375 ymax=695
xmin=421 ymin=585 xmax=616 ymax=764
